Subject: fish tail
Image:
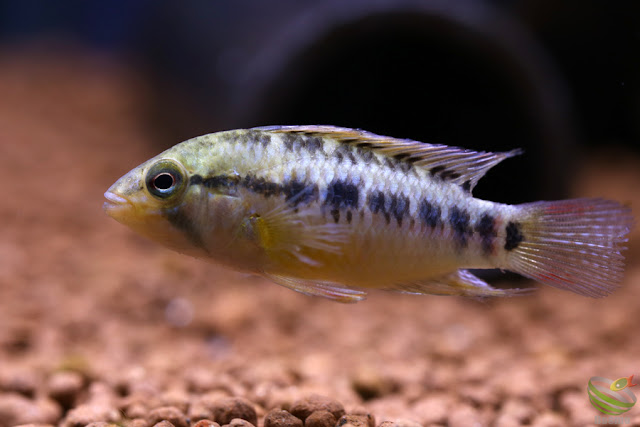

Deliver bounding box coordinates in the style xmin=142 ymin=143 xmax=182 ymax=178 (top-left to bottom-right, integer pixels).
xmin=504 ymin=198 xmax=634 ymax=297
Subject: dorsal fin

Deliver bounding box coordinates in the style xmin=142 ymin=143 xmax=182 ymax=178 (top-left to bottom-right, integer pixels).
xmin=253 ymin=125 xmax=521 ymax=192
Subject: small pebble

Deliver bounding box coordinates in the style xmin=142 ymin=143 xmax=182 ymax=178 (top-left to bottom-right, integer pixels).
xmin=351 ymin=368 xmax=395 ymax=400
xmin=337 ymin=414 xmax=374 ymax=427
xmin=305 ymin=410 xmax=336 ymax=427
xmin=153 ymin=421 xmax=175 ymax=427
xmin=0 ymin=369 xmax=38 ymax=398
xmin=558 ymin=391 xmax=595 ymax=427
xmin=0 ymin=393 xmax=62 ymax=426
xmin=147 ymin=405 xmax=188 ymax=427
xmin=263 ymin=409 xmax=302 ymax=427
xmin=188 ymin=400 xmax=214 ymax=423
xmin=47 ymin=371 xmax=84 ymax=409
xmin=496 ymin=398 xmax=535 ymax=425
xmin=290 ymin=394 xmax=345 ymax=422
xmin=447 ymin=404 xmax=483 ymax=427
xmin=192 ymin=421 xmax=221 ymax=427
xmin=125 ymin=403 xmax=149 ymax=419
xmin=160 ymin=389 xmax=190 ymax=414
xmin=223 ymin=419 xmax=256 ymax=427
xmin=410 ymin=395 xmax=450 ymax=425
xmin=210 ymin=397 xmax=257 ymax=426
xmin=376 ymin=420 xmax=422 ymax=427
xmin=61 ymin=402 xmax=121 ymax=427
xmin=85 ymin=423 xmax=114 ymax=427
xmin=127 ymin=419 xmax=150 ymax=427
xmin=529 ymin=412 xmax=565 ymax=427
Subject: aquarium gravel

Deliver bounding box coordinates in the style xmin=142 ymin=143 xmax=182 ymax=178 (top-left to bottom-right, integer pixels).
xmin=1 ymin=49 xmax=639 ymax=427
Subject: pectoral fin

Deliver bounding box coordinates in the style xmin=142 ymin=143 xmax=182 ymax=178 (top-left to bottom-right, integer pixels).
xmin=264 ymin=272 xmax=367 ymax=303
xmin=241 ymin=202 xmax=349 ymax=267
xmin=387 ymin=270 xmax=533 ymax=298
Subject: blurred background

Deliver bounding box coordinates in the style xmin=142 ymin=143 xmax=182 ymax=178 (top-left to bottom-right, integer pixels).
xmin=1 ymin=0 xmax=639 ymax=202
xmin=1 ymin=2 xmax=640 ymax=425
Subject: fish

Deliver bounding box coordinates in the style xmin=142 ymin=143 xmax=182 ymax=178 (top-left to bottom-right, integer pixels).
xmin=611 ymin=375 xmax=637 ymax=392
xmin=103 ymin=125 xmax=634 ymax=303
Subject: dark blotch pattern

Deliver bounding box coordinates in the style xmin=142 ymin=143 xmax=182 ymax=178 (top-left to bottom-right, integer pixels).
xmin=302 ymin=136 xmax=323 ymax=154
xmin=281 ymin=133 xmax=325 ymax=156
xmin=419 ymin=200 xmax=441 ymax=228
xmin=282 ymin=133 xmax=296 ymax=151
xmin=234 ymin=130 xmax=271 ymax=148
xmin=283 ymin=179 xmax=319 ymax=206
xmin=358 ymin=147 xmax=376 ymax=165
xmin=367 ymin=191 xmax=390 ymax=224
xmin=325 ymin=180 xmax=359 ymax=210
xmin=333 ymin=144 xmax=357 ymax=165
xmin=256 ymin=132 xmax=271 ymax=148
xmin=475 ymin=213 xmax=496 ymax=254
xmin=243 ymin=175 xmax=280 ymax=197
xmin=389 ymin=194 xmax=410 ymax=227
xmin=449 ymin=206 xmax=472 ymax=248
xmin=504 ymin=221 xmax=524 ymax=251
xmin=330 ymin=208 xmax=340 ymax=223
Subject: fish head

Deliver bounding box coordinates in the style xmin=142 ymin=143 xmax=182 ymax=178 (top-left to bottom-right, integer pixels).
xmin=104 ymin=151 xmax=201 ymax=254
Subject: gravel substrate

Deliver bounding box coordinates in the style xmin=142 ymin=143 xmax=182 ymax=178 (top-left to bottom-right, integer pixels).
xmin=1 ymin=46 xmax=639 ymax=427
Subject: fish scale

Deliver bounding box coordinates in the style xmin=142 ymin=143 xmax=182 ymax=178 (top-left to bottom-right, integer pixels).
xmin=104 ymin=125 xmax=633 ymax=302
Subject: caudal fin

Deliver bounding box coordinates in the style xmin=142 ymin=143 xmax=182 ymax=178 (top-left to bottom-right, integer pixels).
xmin=506 ymin=198 xmax=634 ymax=298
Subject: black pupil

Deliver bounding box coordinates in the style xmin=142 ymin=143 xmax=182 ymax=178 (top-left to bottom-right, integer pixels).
xmin=153 ymin=173 xmax=175 ymax=190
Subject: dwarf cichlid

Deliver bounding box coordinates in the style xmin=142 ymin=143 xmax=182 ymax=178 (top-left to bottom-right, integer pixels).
xmin=104 ymin=126 xmax=633 ymax=302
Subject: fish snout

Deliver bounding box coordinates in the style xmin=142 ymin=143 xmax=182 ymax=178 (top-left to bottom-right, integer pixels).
xmin=103 ymin=190 xmax=133 ymax=217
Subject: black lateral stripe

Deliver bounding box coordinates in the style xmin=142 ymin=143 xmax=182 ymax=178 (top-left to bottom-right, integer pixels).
xmin=192 ymin=172 xmax=321 ymax=206
xmin=475 ymin=213 xmax=496 ymax=254
xmin=504 ymin=221 xmax=524 ymax=251
xmin=204 ymin=175 xmax=240 ymax=189
xmin=419 ymin=200 xmax=441 ymax=228
xmin=449 ymin=206 xmax=472 ymax=248
xmin=243 ymin=175 xmax=280 ymax=197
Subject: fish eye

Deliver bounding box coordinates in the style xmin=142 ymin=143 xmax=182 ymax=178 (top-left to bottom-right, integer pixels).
xmin=145 ymin=160 xmax=186 ymax=199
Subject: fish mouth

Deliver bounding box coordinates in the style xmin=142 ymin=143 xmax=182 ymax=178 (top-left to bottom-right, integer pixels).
xmin=103 ymin=190 xmax=132 ymax=216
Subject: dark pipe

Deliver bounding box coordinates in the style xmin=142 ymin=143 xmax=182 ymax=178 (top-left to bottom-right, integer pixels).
xmin=139 ymin=0 xmax=576 ymax=204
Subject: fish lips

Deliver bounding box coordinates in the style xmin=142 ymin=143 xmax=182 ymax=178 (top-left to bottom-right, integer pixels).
xmin=103 ymin=190 xmax=133 ymax=218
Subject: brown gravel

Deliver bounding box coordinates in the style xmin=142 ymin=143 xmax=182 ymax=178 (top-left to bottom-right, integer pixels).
xmin=1 ymin=45 xmax=639 ymax=427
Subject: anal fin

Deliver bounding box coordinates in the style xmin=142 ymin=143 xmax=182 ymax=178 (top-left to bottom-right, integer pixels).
xmin=387 ymin=270 xmax=533 ymax=298
xmin=264 ymin=272 xmax=367 ymax=303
